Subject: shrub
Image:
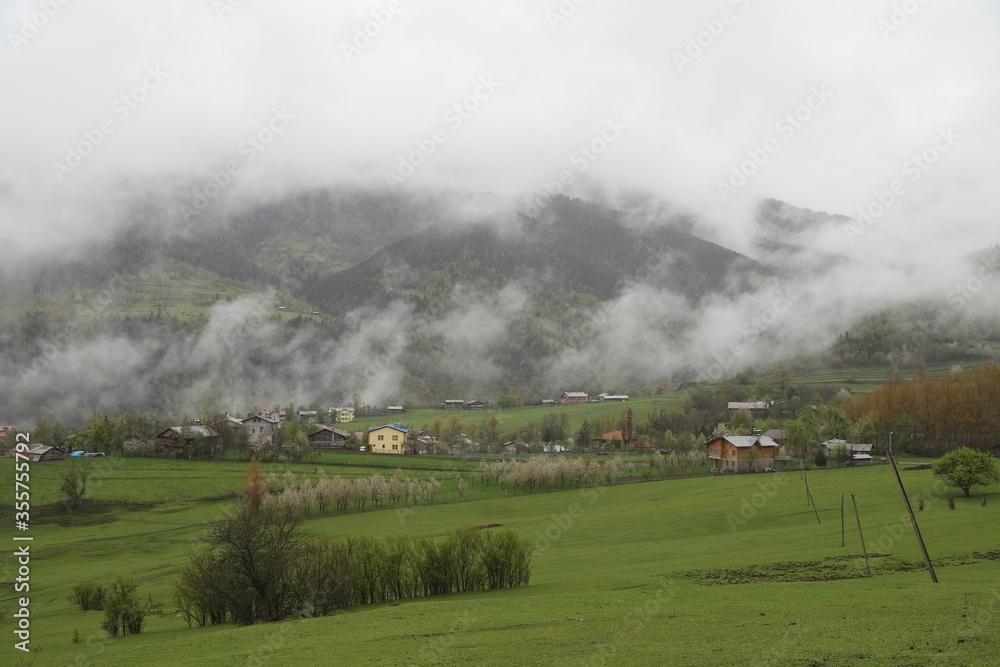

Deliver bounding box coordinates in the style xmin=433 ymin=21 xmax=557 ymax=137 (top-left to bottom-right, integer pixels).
xmin=102 ymin=576 xmax=152 ymax=637
xmin=68 ymin=581 xmax=106 ymax=611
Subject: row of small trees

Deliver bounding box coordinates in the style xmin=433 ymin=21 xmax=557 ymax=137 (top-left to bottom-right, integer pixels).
xmin=472 ymin=451 xmax=708 ymax=491
xmin=173 ymin=462 xmax=532 ymax=626
xmin=260 ymin=469 xmax=443 ymax=517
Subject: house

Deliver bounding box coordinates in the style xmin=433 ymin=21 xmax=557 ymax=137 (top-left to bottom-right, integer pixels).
xmin=540 ymin=400 xmax=556 ymax=406
xmin=368 ymin=424 xmax=409 ymax=455
xmin=599 ymin=394 xmax=630 ymax=402
xmin=600 ymin=430 xmax=624 ymax=447
xmin=333 ymin=407 xmax=356 ymax=424
xmin=707 ymin=435 xmax=779 ymax=472
xmin=822 ymin=440 xmax=873 ymax=455
xmin=561 ymin=391 xmax=589 ymax=405
xmin=262 ymin=408 xmax=287 ymax=422
xmin=467 ymin=400 xmax=485 ymax=410
xmin=849 ymin=454 xmax=874 ymax=466
xmin=763 ymin=429 xmax=786 ymax=443
xmin=155 ymin=426 xmax=220 ymax=458
xmin=443 ymin=399 xmax=465 ymax=410
xmin=9 ymin=443 xmax=64 ymax=462
xmin=0 ymin=425 xmax=16 ymax=440
xmin=241 ymin=414 xmax=280 ymax=442
xmin=727 ymin=401 xmax=769 ymax=416
xmin=386 ymin=405 xmax=405 ymax=414
xmin=307 ymin=426 xmax=350 ymax=449
xmin=297 ymin=410 xmax=318 ymax=422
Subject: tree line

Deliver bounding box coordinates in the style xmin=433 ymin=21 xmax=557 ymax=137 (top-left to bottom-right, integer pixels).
xmin=173 ymin=461 xmax=531 ymax=626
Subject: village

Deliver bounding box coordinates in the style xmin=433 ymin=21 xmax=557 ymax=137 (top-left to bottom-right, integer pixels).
xmin=4 ymin=391 xmax=898 ymax=474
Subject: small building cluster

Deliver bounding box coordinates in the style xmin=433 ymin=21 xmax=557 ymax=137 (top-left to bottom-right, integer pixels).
xmin=822 ymin=439 xmax=874 ymax=466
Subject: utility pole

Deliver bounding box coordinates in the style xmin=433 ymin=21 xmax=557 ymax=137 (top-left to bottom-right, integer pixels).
xmin=887 ymin=432 xmax=938 ymax=583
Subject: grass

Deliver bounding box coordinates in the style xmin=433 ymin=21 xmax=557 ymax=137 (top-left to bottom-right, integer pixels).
xmin=2 ymin=454 xmax=998 ymax=666
xmin=342 ymin=394 xmax=689 ymax=436
xmin=789 ymin=360 xmax=998 ymax=395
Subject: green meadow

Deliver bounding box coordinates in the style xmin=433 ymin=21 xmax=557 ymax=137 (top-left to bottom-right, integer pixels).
xmin=2 ymin=455 xmax=998 ymax=666
xmin=347 ymin=394 xmax=688 ymax=435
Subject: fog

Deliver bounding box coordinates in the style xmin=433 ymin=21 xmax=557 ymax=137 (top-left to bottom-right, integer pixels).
xmin=2 ymin=1 xmax=999 ymax=422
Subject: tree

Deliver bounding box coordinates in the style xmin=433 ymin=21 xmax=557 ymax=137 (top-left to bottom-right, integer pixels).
xmin=207 ymin=463 xmax=306 ymax=623
xmin=61 ymin=461 xmax=91 ymax=508
xmin=932 ymin=447 xmax=1000 ymax=497
xmin=574 ymin=420 xmax=593 ymax=449
xmin=102 ymin=576 xmax=154 ymax=637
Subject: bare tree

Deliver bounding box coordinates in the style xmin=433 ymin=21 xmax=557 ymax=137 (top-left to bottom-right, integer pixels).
xmin=61 ymin=460 xmax=91 ymax=508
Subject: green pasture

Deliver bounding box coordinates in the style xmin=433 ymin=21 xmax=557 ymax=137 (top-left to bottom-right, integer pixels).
xmin=2 ymin=456 xmax=998 ymax=666
xmin=347 ymin=394 xmax=689 ymax=436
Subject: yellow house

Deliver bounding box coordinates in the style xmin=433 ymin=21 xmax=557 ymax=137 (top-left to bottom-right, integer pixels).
xmin=334 ymin=407 xmax=355 ymax=423
xmin=368 ymin=424 xmax=408 ymax=455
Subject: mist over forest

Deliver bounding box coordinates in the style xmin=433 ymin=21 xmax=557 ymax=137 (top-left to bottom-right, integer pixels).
xmin=3 ymin=0 xmax=999 ymax=426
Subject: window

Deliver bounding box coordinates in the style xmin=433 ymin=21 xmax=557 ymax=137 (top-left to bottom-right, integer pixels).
xmin=378 ymin=434 xmax=384 ymax=441
xmin=392 ymin=444 xmax=398 ymax=451
xmin=392 ymin=435 xmax=399 ymax=441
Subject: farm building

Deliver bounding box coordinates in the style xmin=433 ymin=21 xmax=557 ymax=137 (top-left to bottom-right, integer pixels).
xmin=10 ymin=443 xmax=65 ymax=462
xmin=386 ymin=405 xmax=404 ymax=414
xmin=561 ymin=391 xmax=589 ymax=405
xmin=598 ymin=394 xmax=630 ymax=402
xmin=308 ymin=425 xmax=350 ymax=449
xmin=707 ymin=435 xmax=779 ymax=473
xmin=727 ymin=401 xmax=769 ymax=416
xmin=155 ymin=426 xmax=220 ymax=458
xmin=467 ymin=400 xmax=485 ymax=410
xmin=822 ymin=439 xmax=874 ymax=464
xmin=368 ymin=424 xmax=409 ymax=455
xmin=297 ymin=410 xmax=318 ymax=422
xmin=443 ymin=399 xmax=465 ymax=410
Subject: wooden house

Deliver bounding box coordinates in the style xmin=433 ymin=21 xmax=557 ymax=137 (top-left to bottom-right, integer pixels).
xmin=308 ymin=425 xmax=350 ymax=449
xmin=707 ymin=435 xmax=778 ymax=473
xmin=155 ymin=426 xmax=220 ymax=458
xmin=443 ymin=399 xmax=465 ymax=410
xmin=727 ymin=401 xmax=769 ymax=417
xmin=9 ymin=443 xmax=64 ymax=462
xmin=561 ymin=391 xmax=589 ymax=405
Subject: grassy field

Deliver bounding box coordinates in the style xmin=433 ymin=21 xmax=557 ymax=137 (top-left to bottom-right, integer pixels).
xmin=343 ymin=394 xmax=689 ymax=436
xmin=2 ymin=453 xmax=998 ymax=666
xmin=789 ymin=362 xmax=996 ymax=395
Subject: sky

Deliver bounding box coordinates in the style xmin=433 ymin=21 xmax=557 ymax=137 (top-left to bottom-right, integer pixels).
xmin=2 ymin=1 xmax=999 ymax=422
xmin=2 ymin=0 xmax=999 ymax=261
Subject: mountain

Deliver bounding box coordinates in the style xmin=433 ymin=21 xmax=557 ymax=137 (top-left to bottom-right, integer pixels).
xmin=301 ymin=195 xmax=774 ymax=314
xmin=1 ymin=189 xmax=996 ymax=424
